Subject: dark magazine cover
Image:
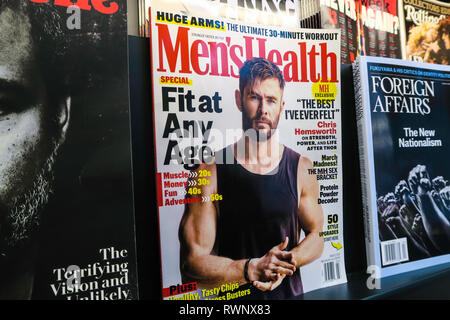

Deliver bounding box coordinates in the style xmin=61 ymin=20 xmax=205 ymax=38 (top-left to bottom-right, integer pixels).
xmin=320 ymin=0 xmax=359 ymax=64
xmin=357 ymin=0 xmax=402 ymax=59
xmin=0 ymin=1 xmax=138 ymax=299
xmin=370 ymin=61 xmax=450 ymax=265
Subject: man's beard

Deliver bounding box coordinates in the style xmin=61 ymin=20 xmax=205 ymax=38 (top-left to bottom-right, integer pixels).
xmin=0 ymin=145 xmax=58 ymax=258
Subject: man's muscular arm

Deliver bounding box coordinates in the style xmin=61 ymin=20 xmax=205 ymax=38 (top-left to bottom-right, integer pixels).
xmin=290 ymin=156 xmax=324 ymax=267
xmin=179 ymin=161 xmax=296 ymax=289
xmin=179 ymin=162 xmax=245 ymax=288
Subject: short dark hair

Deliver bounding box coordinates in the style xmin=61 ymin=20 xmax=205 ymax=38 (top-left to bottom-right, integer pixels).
xmin=239 ymin=58 xmax=285 ymax=94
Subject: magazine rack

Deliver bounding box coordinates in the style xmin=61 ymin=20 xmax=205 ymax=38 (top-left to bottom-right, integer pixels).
xmin=129 ymin=37 xmax=450 ymax=300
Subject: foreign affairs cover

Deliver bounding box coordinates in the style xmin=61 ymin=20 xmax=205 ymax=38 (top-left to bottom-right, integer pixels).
xmin=353 ymin=56 xmax=450 ymax=278
xmin=149 ymin=0 xmax=346 ymax=300
xmin=0 ymin=1 xmax=138 ymax=299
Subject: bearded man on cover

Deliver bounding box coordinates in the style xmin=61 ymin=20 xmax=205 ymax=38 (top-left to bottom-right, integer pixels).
xmin=0 ymin=1 xmax=73 ymax=299
xmin=179 ymin=57 xmax=324 ymax=299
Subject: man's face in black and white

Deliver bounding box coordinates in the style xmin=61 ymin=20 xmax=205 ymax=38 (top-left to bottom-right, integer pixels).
xmin=0 ymin=6 xmax=68 ymax=254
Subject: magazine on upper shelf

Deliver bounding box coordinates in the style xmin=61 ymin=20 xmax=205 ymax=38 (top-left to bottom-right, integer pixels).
xmin=320 ymin=0 xmax=403 ymax=63
xmin=139 ymin=0 xmax=301 ymax=38
xmin=353 ymin=56 xmax=450 ymax=278
xmin=356 ymin=0 xmax=403 ymax=59
xmin=319 ymin=0 xmax=358 ymax=64
xmin=149 ymin=0 xmax=346 ymax=300
xmin=398 ymin=0 xmax=450 ymax=64
xmin=0 ymin=1 xmax=138 ymax=299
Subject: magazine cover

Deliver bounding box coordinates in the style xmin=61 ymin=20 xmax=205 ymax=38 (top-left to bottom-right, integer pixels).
xmin=398 ymin=0 xmax=450 ymax=64
xmin=320 ymin=0 xmax=358 ymax=64
xmin=353 ymin=56 xmax=450 ymax=278
xmin=357 ymin=0 xmax=402 ymax=59
xmin=149 ymin=0 xmax=346 ymax=300
xmin=0 ymin=1 xmax=138 ymax=299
